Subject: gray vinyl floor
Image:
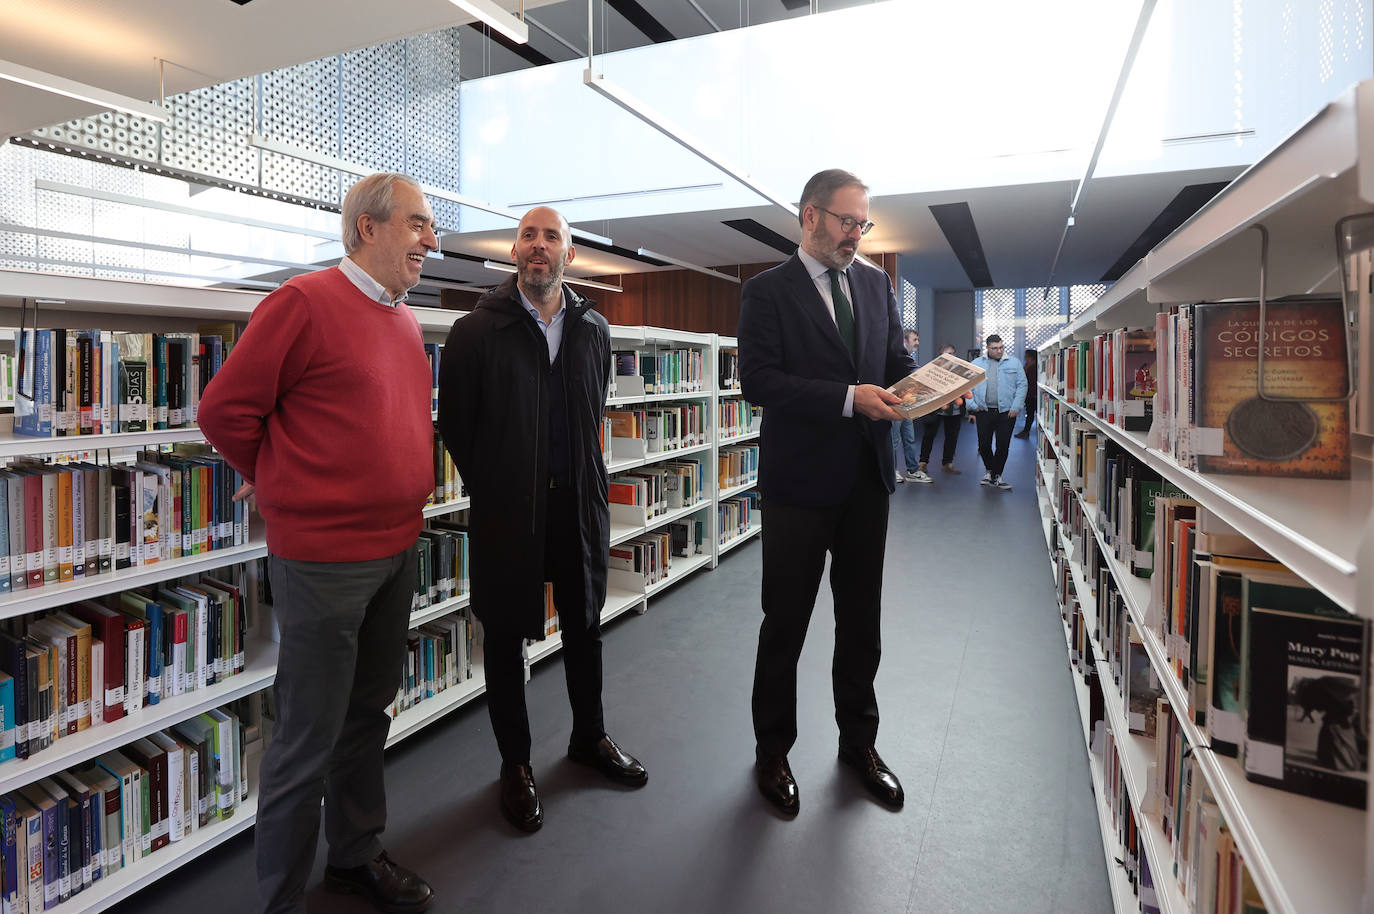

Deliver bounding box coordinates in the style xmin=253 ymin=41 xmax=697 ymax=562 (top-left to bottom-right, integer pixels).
xmin=115 ymin=422 xmax=1113 ymax=914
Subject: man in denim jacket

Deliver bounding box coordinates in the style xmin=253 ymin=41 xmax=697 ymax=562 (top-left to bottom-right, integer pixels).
xmin=966 ymin=334 xmax=1027 ymax=490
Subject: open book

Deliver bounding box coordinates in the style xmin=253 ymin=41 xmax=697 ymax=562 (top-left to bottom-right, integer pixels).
xmin=886 ymin=353 xmax=987 ymax=420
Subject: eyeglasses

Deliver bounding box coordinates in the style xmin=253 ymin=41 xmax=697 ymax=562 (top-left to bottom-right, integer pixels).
xmin=815 ymin=206 xmax=875 ymax=236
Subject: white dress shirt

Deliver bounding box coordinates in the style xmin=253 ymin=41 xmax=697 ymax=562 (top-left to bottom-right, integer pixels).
xmin=338 ymin=255 xmax=406 ymax=307
xmin=518 ymin=285 xmax=567 ymax=364
xmin=796 ymin=247 xmax=857 ymax=418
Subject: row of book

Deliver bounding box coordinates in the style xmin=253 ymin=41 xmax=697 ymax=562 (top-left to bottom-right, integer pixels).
xmin=1055 ymin=544 xmax=1270 ymax=914
xmin=0 ymin=445 xmax=250 ymax=595
xmin=605 ymin=405 xmax=707 ymax=453
xmin=428 ymin=432 xmax=463 ymax=507
xmin=610 ymin=348 xmax=707 ymax=396
xmin=718 ymin=348 xmax=740 ymax=392
xmin=718 ymin=445 xmax=759 ymax=490
xmin=717 ymin=400 xmax=761 ymax=439
xmin=391 ymin=611 xmax=474 ymax=718
xmin=719 ymin=493 xmax=761 ymax=545
xmin=13 ymin=327 xmax=236 ymax=439
xmin=413 ymin=525 xmax=469 ymax=613
xmin=1050 ymin=424 xmax=1369 ymax=809
xmin=608 ymin=459 xmax=707 ymax=517
xmin=0 ymin=567 xmax=251 ymax=763
xmin=1046 ymin=297 xmax=1352 ymax=479
xmin=608 ymin=518 xmax=707 ymax=591
xmin=0 ymin=702 xmax=251 ymax=913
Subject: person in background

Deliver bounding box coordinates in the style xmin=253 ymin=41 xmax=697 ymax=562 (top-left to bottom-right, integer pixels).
xmin=437 ymin=205 xmax=646 ymax=835
xmin=966 ymin=334 xmax=1026 ymax=491
xmin=199 ymin=172 xmax=437 ymax=914
xmin=912 ymin=343 xmax=967 ymax=480
xmin=1014 ymin=348 xmax=1038 ymax=438
xmin=891 ymin=328 xmax=921 ymax=483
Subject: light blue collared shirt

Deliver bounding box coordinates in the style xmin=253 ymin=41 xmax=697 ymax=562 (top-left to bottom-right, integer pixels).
xmin=796 ymin=247 xmax=857 ymax=418
xmin=518 ymin=285 xmax=567 ymax=364
xmin=338 ymin=256 xmax=407 ymax=307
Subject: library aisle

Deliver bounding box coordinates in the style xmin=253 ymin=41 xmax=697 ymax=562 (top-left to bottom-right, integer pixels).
xmin=113 ymin=433 xmax=1111 ymax=914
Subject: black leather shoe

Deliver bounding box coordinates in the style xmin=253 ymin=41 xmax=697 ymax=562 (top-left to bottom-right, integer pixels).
xmin=324 ymin=850 xmax=434 ymax=914
xmin=755 ymin=754 xmax=799 ymax=816
xmin=568 ymin=734 xmax=648 ymax=787
xmin=839 ymin=744 xmax=905 ymax=809
xmin=500 ymin=762 xmax=544 ymax=832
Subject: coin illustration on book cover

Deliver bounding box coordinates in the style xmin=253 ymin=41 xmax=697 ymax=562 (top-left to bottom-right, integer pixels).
xmin=1225 ymin=396 xmax=1319 ymax=461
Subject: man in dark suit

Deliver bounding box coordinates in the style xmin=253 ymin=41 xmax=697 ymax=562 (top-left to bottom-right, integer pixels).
xmin=738 ymin=169 xmax=915 ymax=816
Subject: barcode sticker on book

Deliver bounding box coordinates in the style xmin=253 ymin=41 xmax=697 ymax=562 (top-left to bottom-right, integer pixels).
xmin=106 ymin=686 xmax=123 ymax=707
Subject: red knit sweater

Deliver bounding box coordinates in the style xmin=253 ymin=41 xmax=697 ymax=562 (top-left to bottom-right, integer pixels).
xmin=198 ymin=267 xmax=434 ymax=562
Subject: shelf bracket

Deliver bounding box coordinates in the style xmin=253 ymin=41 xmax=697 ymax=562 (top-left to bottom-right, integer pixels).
xmin=1254 ymin=223 xmax=1356 ymax=402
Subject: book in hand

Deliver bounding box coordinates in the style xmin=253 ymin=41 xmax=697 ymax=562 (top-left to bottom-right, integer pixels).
xmin=886 ymin=353 xmax=986 ymax=421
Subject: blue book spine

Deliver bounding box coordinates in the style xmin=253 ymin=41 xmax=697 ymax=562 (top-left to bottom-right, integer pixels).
xmin=0 ymin=675 xmax=14 ymax=763
xmin=35 ymin=331 xmax=52 ymax=438
xmin=86 ymin=786 xmax=100 ymax=883
xmin=38 ymin=799 xmax=57 ymax=909
xmin=146 ymin=602 xmax=163 ymax=706
xmin=0 ymin=795 xmax=17 ymax=914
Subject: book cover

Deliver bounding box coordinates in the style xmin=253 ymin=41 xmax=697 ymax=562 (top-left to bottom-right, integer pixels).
xmin=1242 ymin=573 xmax=1369 ymax=808
xmin=1191 ymin=299 xmax=1350 ymax=478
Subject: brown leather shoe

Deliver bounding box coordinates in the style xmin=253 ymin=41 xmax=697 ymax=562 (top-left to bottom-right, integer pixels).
xmin=839 ymin=745 xmax=905 ymax=809
xmin=568 ymin=734 xmax=648 ymax=787
xmin=755 ymin=754 xmax=799 ymax=816
xmin=500 ymin=762 xmax=544 ymax=832
xmin=324 ymin=850 xmax=434 ymax=913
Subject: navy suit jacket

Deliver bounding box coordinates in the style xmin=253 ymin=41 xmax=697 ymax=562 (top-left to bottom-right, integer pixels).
xmin=738 ymin=253 xmax=915 ymax=507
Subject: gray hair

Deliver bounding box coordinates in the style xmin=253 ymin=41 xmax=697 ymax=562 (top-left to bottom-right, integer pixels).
xmin=798 ymin=169 xmax=869 ymax=227
xmin=341 ymin=173 xmax=424 ymax=254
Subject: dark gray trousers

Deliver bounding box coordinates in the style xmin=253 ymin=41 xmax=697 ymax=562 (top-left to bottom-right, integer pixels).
xmin=256 ymin=545 xmax=417 ymax=914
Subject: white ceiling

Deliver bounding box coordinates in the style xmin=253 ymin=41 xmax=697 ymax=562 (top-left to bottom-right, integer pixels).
xmin=0 ymin=0 xmax=555 ymax=137
xmin=1 ymin=0 xmax=1246 ymax=300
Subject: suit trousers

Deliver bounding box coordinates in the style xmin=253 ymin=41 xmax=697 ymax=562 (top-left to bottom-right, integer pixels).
xmin=484 ymin=486 xmax=606 ymax=765
xmin=975 ymin=410 xmax=1017 ymax=477
xmin=919 ymin=413 xmax=963 ymax=466
xmin=752 ymin=446 xmax=890 ymax=758
xmin=256 ymin=545 xmax=417 ymax=914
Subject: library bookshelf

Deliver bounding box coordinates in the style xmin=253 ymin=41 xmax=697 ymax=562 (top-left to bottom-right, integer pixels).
xmin=1033 ymin=77 xmax=1374 ymax=914
xmin=0 ymin=268 xmax=765 ymax=911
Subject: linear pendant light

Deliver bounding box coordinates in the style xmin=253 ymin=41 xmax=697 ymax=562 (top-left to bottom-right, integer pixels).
xmin=483 ymin=260 xmax=622 ymax=293
xmin=0 ymin=58 xmax=170 ymax=123
xmin=448 ymin=0 xmax=530 ymax=44
xmin=248 ymin=134 xmax=615 ymax=248
xmin=635 ymin=248 xmax=739 ymax=284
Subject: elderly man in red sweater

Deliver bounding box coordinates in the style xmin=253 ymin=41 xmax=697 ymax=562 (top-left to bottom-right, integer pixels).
xmin=199 ymin=172 xmax=438 ymax=914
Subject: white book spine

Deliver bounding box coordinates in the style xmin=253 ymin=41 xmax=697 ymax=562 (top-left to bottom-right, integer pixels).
xmin=166 ymin=746 xmax=184 ymax=842
xmin=186 ymin=751 xmax=200 ymax=834
xmin=89 ymin=640 xmax=103 ymax=727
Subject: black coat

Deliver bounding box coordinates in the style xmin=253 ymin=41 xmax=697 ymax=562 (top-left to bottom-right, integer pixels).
xmin=738 ymin=254 xmax=914 ymax=507
xmin=437 ymin=277 xmax=612 ymax=641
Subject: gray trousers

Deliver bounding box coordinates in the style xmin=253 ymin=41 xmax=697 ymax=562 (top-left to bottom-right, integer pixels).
xmin=256 ymin=545 xmax=417 ymax=914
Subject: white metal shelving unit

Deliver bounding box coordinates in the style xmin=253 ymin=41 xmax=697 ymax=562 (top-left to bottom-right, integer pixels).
xmin=0 ymin=266 xmax=770 ymax=912
xmin=1038 ymin=77 xmax=1374 ymax=914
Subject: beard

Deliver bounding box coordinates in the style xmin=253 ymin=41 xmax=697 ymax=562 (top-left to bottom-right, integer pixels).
xmin=811 ymin=225 xmax=858 ymax=270
xmin=518 ymin=259 xmax=564 ymax=298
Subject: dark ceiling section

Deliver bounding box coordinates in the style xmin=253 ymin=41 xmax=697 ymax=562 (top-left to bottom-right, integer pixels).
xmin=781 ymin=0 xmax=809 ymax=10
xmin=467 ymin=22 xmax=556 ymax=66
xmin=721 ymin=218 xmax=796 ymax=255
xmin=574 ymin=236 xmax=671 ymax=266
xmin=928 ymin=201 xmax=993 ymax=288
xmin=607 ymin=0 xmax=676 ymax=43
xmin=1100 ymin=181 xmax=1230 ymax=282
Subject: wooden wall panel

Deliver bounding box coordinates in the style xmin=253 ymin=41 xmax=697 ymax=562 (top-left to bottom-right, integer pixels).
xmin=440 ymin=253 xmax=896 ymax=336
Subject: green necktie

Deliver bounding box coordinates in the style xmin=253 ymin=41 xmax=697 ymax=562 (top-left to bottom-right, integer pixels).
xmin=828 ymin=268 xmax=856 ymax=361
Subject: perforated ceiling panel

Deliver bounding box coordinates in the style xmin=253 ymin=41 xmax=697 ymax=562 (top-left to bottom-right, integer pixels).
xmin=31 ymin=110 xmax=160 ymax=165
xmin=261 ymin=57 xmax=341 ymax=205
xmin=406 ymin=28 xmax=463 ymax=230
xmin=162 ymin=78 xmax=258 ymax=185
